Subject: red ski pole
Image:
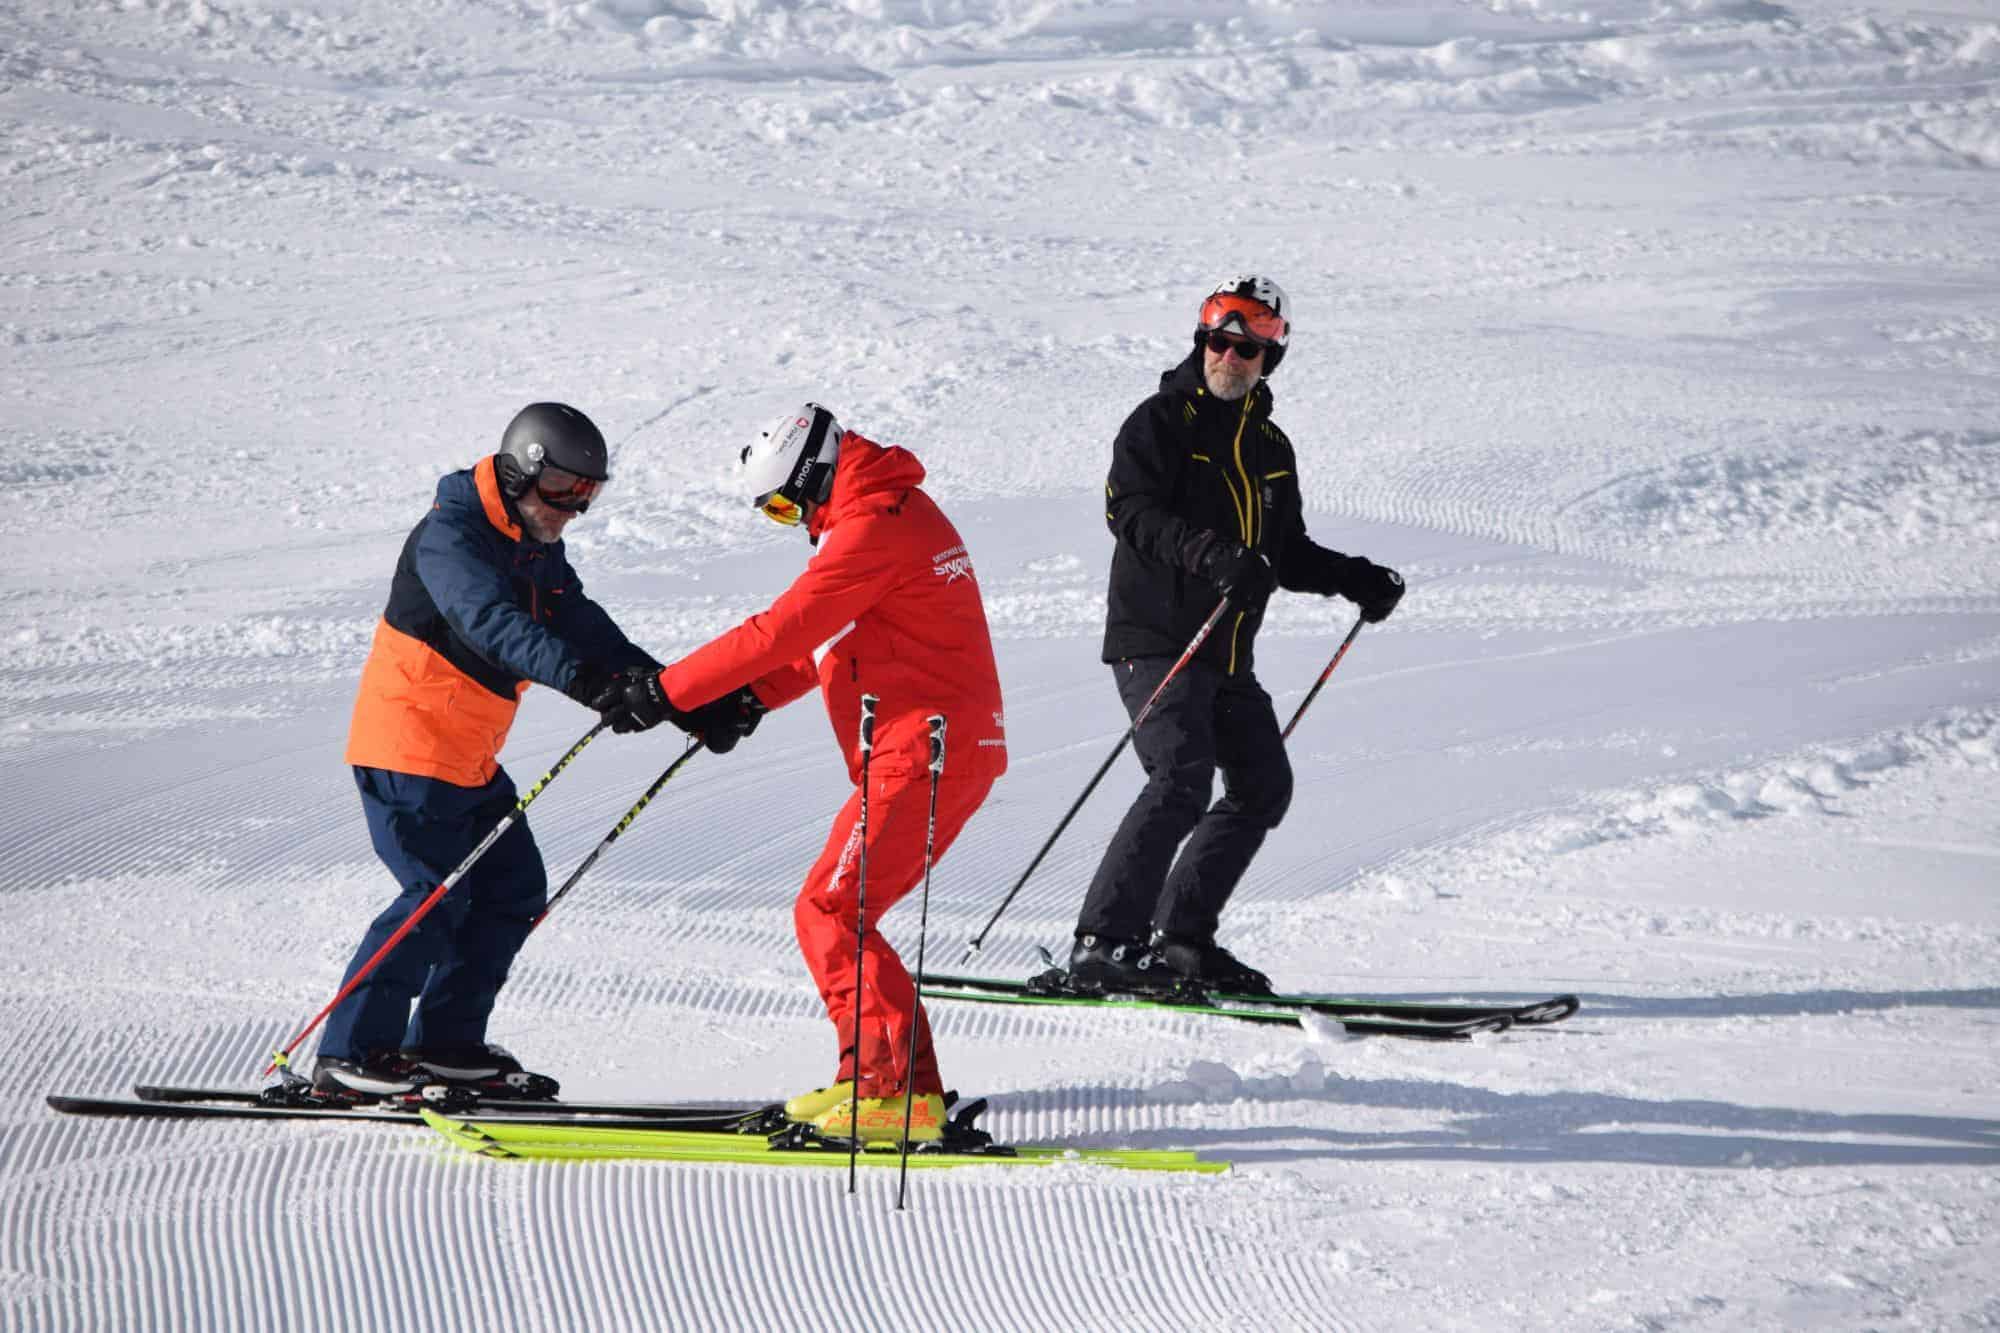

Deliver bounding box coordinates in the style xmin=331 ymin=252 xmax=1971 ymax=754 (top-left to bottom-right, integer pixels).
xmin=1280 ymin=617 xmax=1364 ymax=741
xmin=263 ymin=720 xmax=607 ymax=1077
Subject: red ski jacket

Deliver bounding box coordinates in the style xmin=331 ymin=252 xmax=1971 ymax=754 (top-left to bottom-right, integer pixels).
xmin=659 ymin=433 xmax=1007 ymax=782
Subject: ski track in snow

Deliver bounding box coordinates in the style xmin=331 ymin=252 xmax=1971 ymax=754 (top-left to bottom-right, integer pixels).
xmin=4 ymin=0 xmax=2000 ymax=1328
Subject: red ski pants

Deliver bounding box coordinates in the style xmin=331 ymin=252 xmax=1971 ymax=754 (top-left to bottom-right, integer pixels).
xmin=794 ymin=767 xmax=994 ymax=1099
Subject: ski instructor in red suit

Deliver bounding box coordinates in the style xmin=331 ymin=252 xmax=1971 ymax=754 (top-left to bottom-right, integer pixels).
xmin=616 ymin=403 xmax=1007 ymax=1145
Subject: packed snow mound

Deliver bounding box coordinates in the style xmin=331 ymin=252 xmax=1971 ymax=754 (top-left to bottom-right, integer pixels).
xmin=1564 ymin=429 xmax=2000 ymax=585
xmin=1463 ymin=707 xmax=2000 ymax=866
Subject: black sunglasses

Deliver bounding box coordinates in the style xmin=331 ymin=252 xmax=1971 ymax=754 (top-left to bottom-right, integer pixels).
xmin=1206 ymin=332 xmax=1268 ymax=360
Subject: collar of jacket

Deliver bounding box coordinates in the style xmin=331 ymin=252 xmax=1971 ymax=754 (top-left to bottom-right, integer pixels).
xmin=1163 ymin=347 xmax=1273 ymax=420
xmin=805 ymin=432 xmax=927 ymax=541
xmin=471 ymin=455 xmax=526 ymax=542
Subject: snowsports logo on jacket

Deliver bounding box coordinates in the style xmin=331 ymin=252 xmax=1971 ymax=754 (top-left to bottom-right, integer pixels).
xmin=931 ymin=544 xmax=974 ymax=583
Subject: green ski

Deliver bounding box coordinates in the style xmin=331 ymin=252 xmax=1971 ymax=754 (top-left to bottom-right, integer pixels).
xmin=421 ymin=1108 xmax=1226 ymax=1174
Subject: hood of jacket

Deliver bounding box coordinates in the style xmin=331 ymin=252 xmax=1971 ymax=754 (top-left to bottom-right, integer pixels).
xmin=806 ymin=432 xmax=927 ymax=540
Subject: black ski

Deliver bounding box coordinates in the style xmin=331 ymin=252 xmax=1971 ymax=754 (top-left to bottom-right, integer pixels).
xmin=921 ymin=970 xmax=1577 ymax=1029
xmin=50 ymin=1092 xmax=774 ymax=1132
xmin=915 ymin=977 xmax=1512 ymax=1039
xmin=129 ymin=1083 xmax=751 ymax=1119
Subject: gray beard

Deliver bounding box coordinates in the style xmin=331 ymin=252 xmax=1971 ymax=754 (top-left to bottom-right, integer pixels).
xmin=1205 ymin=363 xmax=1258 ymax=401
xmin=517 ymin=503 xmax=569 ymax=544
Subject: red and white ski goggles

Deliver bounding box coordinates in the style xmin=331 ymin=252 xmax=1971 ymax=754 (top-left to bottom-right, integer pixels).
xmin=534 ymin=465 xmax=605 ymax=513
xmin=1198 ymin=292 xmax=1289 ymax=346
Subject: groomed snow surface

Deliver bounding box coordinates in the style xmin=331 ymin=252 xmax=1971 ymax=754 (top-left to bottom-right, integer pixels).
xmin=3 ymin=0 xmax=1998 ymax=1329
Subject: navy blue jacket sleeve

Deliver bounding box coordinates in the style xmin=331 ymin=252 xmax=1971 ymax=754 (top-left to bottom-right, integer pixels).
xmin=413 ymin=499 xmax=584 ymax=692
xmin=550 ymin=558 xmax=658 ymax=673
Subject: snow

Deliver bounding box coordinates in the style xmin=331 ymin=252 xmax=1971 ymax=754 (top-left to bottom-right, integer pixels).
xmin=3 ymin=0 xmax=1999 ymax=1328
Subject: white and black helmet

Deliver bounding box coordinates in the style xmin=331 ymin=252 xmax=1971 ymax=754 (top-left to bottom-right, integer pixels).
xmin=743 ymin=403 xmax=843 ymax=527
xmin=1195 ymin=275 xmax=1292 ymax=373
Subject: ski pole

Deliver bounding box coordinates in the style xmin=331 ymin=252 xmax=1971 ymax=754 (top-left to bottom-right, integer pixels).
xmin=531 ymin=735 xmax=702 ymax=929
xmin=1280 ymin=617 xmax=1364 ymax=741
xmin=847 ymin=692 xmax=878 ymax=1194
xmin=264 ymin=720 xmax=608 ymax=1076
xmin=897 ymin=713 xmax=947 ymax=1210
xmin=959 ymin=599 xmax=1229 ymax=963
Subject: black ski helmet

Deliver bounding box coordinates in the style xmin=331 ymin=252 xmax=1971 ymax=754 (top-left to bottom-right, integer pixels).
xmin=496 ymin=402 xmax=609 ymax=502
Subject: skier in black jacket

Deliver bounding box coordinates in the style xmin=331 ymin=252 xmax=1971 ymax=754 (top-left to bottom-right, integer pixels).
xmin=1069 ymin=276 xmax=1405 ymax=996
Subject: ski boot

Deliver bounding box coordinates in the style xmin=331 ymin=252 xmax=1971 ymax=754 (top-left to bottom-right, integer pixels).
xmin=806 ymin=1091 xmax=946 ymax=1146
xmin=781 ymin=1080 xmax=853 ymax=1124
xmin=398 ymin=1043 xmax=560 ymax=1101
xmin=1153 ymin=932 xmax=1275 ymax=997
xmin=310 ymin=1052 xmax=425 ymax=1100
xmin=1060 ymin=934 xmax=1186 ymax=997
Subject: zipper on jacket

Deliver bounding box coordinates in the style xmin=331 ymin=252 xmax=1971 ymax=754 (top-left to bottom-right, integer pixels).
xmin=1231 ymin=391 xmax=1258 ymax=548
xmin=1225 ymin=391 xmax=1259 ymax=674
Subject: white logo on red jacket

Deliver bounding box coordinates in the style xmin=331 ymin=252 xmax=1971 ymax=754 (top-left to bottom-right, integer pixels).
xmin=932 ymin=543 xmax=974 ymax=583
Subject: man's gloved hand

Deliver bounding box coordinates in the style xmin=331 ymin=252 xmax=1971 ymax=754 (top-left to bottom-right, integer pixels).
xmin=565 ymin=663 xmax=628 ymax=719
xmin=686 ymin=687 xmax=766 ymax=755
xmin=1199 ymin=540 xmax=1276 ymax=610
xmin=618 ymin=668 xmax=694 ymax=736
xmin=1336 ymin=558 xmax=1405 ymax=624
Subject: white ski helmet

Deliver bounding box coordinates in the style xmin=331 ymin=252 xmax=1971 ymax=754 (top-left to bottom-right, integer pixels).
xmin=1195 ymin=275 xmax=1291 ymax=373
xmin=743 ymin=402 xmax=843 ymax=527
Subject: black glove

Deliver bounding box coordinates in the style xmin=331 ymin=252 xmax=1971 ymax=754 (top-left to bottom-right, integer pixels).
xmin=1336 ymin=558 xmax=1405 ymax=624
xmin=685 ymin=687 xmax=765 ymax=755
xmin=617 ymin=668 xmax=693 ymax=736
xmin=564 ymin=663 xmax=627 ymax=716
xmin=1198 ymin=539 xmax=1275 ymax=610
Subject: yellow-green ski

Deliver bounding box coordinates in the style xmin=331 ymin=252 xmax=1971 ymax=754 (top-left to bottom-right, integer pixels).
xmin=420 ymin=1109 xmax=1224 ymax=1174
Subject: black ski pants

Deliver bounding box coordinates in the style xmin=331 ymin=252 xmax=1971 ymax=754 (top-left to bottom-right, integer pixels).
xmin=1076 ymin=656 xmax=1293 ymax=945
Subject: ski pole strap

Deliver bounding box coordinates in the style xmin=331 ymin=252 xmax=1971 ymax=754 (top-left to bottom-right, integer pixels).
xmin=858 ymin=693 xmax=878 ymax=754
xmin=927 ymin=713 xmax=946 ymax=775
xmin=1280 ymin=617 xmax=1364 ymax=741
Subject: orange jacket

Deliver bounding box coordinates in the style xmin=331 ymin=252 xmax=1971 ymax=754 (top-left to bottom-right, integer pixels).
xmin=660 ymin=434 xmax=1007 ymax=782
xmin=347 ymin=457 xmax=651 ymax=786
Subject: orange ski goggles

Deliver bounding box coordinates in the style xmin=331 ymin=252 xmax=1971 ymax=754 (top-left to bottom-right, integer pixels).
xmin=1198 ymin=292 xmax=1289 ymax=345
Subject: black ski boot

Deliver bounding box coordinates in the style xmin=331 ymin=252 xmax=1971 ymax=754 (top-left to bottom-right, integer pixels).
xmin=400 ymin=1043 xmax=560 ymax=1101
xmin=311 ymin=1051 xmax=427 ymax=1101
xmin=1064 ymin=934 xmax=1184 ymax=996
xmin=1154 ymin=932 xmax=1275 ymax=997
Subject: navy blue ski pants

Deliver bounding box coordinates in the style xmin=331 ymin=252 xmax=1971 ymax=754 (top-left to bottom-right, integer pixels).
xmin=317 ymin=765 xmax=546 ymax=1063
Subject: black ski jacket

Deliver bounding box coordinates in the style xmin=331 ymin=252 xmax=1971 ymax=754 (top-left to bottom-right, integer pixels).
xmin=1101 ymin=350 xmax=1363 ymax=675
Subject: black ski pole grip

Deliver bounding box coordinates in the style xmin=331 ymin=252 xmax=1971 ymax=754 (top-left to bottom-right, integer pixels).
xmin=927 ymin=714 xmax=946 ymax=775
xmin=858 ymin=693 xmax=878 ymax=754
